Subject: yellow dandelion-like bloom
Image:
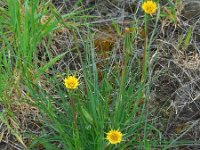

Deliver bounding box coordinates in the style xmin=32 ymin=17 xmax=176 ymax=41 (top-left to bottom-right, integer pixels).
xmin=142 ymin=0 xmax=157 ymax=15
xmin=106 ymin=129 xmax=123 ymax=144
xmin=64 ymin=76 xmax=79 ymax=90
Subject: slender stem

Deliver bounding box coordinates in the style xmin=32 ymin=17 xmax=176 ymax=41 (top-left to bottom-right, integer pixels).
xmin=69 ymin=92 xmax=77 ymax=128
xmin=141 ymin=13 xmax=149 ymax=148
xmin=141 ymin=14 xmax=149 ymax=84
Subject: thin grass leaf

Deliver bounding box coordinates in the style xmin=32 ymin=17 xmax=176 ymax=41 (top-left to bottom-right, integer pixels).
xmin=184 ymin=26 xmax=193 ymax=50
xmin=34 ymin=52 xmax=67 ymax=78
xmin=81 ymin=106 xmax=94 ymax=124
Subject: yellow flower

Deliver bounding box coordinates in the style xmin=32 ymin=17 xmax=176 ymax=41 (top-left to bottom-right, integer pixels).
xmin=142 ymin=0 xmax=157 ymax=15
xmin=64 ymin=76 xmax=79 ymax=90
xmin=106 ymin=129 xmax=123 ymax=144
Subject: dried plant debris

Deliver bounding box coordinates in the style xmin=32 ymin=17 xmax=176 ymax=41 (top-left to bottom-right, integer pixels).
xmin=151 ymin=1 xmax=200 ymax=146
xmin=0 ymin=103 xmax=41 ymax=150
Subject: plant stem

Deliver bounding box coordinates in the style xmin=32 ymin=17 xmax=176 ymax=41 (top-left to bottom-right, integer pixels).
xmin=141 ymin=14 xmax=149 ymax=84
xmin=69 ymin=93 xmax=77 ymax=128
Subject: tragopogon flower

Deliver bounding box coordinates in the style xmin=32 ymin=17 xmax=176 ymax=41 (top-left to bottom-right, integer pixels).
xmin=142 ymin=0 xmax=157 ymax=15
xmin=106 ymin=129 xmax=123 ymax=144
xmin=64 ymin=76 xmax=79 ymax=90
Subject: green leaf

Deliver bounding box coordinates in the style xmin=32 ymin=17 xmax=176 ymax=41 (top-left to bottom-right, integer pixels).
xmin=184 ymin=26 xmax=193 ymax=50
xmin=81 ymin=106 xmax=93 ymax=124
xmin=34 ymin=52 xmax=67 ymax=78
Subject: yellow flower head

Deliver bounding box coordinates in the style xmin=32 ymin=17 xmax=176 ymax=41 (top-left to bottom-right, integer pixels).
xmin=142 ymin=0 xmax=157 ymax=15
xmin=106 ymin=129 xmax=122 ymax=144
xmin=64 ymin=76 xmax=79 ymax=90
